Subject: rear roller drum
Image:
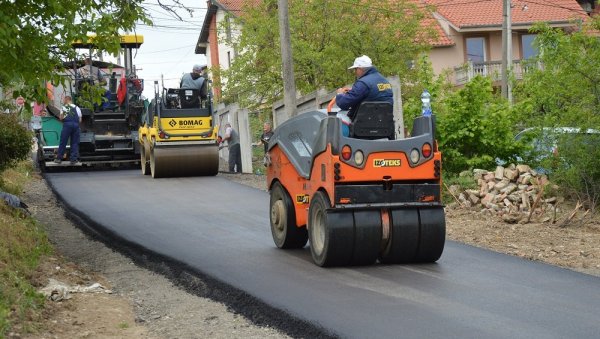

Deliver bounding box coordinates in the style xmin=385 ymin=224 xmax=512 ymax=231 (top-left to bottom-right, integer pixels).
xmin=415 ymin=207 xmax=446 ymax=262
xmin=151 ymin=145 xmax=218 ymax=178
xmin=351 ymin=210 xmax=382 ymax=266
xmin=308 ymin=191 xmax=354 ymax=267
xmin=269 ymin=182 xmax=308 ymax=249
xmin=149 ymin=146 xmax=162 ymax=178
xmin=379 ymin=209 xmax=420 ymax=264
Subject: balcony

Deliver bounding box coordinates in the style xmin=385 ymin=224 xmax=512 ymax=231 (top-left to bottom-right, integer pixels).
xmin=454 ymin=60 xmax=541 ymax=85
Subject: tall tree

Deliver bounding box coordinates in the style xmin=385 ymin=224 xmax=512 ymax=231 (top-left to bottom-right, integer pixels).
xmin=0 ymin=0 xmax=149 ymax=101
xmin=515 ymin=21 xmax=600 ymax=129
xmin=220 ymin=0 xmax=434 ymax=110
xmin=514 ymin=20 xmax=600 ymax=209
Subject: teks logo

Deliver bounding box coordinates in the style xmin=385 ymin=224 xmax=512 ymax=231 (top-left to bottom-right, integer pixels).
xmin=373 ymin=159 xmax=401 ymax=167
xmin=295 ymin=194 xmax=310 ymax=204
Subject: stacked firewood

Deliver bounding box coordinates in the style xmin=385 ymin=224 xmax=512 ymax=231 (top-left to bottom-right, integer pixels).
xmin=447 ymin=164 xmax=560 ymax=223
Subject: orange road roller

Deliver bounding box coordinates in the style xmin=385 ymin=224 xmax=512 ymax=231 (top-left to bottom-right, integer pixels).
xmin=266 ymin=100 xmax=445 ymax=267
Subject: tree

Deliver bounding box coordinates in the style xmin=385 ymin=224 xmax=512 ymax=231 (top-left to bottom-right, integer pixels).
xmin=514 ymin=20 xmax=600 ymax=209
xmin=435 ymin=76 xmax=522 ymax=175
xmin=514 ymin=21 xmax=600 ymax=129
xmin=220 ymin=0 xmax=435 ymax=111
xmin=0 ymin=0 xmax=149 ymax=102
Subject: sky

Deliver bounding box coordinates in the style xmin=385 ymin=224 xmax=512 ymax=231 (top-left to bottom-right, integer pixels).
xmin=132 ymin=0 xmax=208 ymax=98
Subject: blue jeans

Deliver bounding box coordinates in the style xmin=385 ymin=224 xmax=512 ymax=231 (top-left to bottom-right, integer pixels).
xmin=57 ymin=121 xmax=80 ymax=161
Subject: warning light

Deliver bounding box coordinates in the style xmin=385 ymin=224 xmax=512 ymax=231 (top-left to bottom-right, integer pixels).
xmin=341 ymin=145 xmax=352 ymax=160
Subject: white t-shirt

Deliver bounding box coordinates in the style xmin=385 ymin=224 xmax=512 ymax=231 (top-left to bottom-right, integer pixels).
xmin=62 ymin=104 xmax=82 ymax=118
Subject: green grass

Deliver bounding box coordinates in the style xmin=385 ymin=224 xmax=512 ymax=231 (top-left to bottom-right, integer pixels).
xmin=0 ymin=161 xmax=52 ymax=337
xmin=117 ymin=322 xmax=130 ymax=329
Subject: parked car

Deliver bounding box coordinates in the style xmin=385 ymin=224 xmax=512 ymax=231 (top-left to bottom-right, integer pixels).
xmin=514 ymin=127 xmax=600 ymax=174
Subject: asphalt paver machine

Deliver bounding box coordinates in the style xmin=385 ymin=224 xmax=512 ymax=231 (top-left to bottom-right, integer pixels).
xmin=37 ymin=35 xmax=145 ymax=169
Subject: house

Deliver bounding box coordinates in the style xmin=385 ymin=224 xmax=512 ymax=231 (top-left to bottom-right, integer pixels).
xmin=426 ymin=0 xmax=591 ymax=85
xmin=196 ymin=0 xmax=593 ymax=93
xmin=196 ymin=0 xmax=259 ymax=99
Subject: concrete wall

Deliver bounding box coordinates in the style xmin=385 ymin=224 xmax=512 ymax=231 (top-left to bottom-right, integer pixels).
xmin=215 ymin=103 xmax=253 ymax=174
xmin=272 ymin=88 xmax=336 ymax=128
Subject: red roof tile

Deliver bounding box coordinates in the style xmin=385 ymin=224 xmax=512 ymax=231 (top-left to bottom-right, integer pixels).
xmin=214 ymin=0 xmax=261 ymax=14
xmin=421 ymin=11 xmax=455 ymax=46
xmin=426 ymin=0 xmax=587 ymax=29
xmin=410 ymin=0 xmax=455 ymax=47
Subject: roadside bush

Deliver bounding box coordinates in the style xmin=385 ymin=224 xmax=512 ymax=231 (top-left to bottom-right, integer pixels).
xmin=548 ymin=134 xmax=600 ymax=212
xmin=435 ymin=76 xmax=523 ymax=175
xmin=0 ymin=114 xmax=32 ymax=174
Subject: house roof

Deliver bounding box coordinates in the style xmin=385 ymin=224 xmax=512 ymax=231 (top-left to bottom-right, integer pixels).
xmin=195 ymin=0 xmax=260 ymax=54
xmin=426 ymin=0 xmax=587 ymax=30
xmin=419 ymin=7 xmax=454 ymax=46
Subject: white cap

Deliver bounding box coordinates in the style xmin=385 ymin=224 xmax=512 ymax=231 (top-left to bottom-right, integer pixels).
xmin=193 ymin=64 xmax=207 ymax=72
xmin=348 ymin=55 xmax=372 ymax=69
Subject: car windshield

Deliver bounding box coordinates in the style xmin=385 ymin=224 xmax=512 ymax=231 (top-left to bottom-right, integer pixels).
xmin=514 ymin=128 xmax=600 ymax=170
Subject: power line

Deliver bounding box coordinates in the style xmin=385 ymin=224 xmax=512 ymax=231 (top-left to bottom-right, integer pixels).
xmin=143 ymin=44 xmax=196 ymax=54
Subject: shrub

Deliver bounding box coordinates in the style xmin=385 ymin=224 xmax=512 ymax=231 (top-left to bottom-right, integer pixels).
xmin=548 ymin=133 xmax=600 ymax=211
xmin=0 ymin=114 xmax=32 ymax=174
xmin=436 ymin=76 xmax=523 ymax=175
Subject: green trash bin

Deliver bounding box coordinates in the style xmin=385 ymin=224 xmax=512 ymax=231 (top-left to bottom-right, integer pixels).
xmin=40 ymin=116 xmax=62 ymax=147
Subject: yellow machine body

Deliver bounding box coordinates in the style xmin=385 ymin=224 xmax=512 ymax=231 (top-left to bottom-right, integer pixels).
xmin=139 ymin=86 xmax=219 ymax=178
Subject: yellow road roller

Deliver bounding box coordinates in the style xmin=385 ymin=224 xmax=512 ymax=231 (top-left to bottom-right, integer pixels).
xmin=139 ymin=81 xmax=219 ymax=178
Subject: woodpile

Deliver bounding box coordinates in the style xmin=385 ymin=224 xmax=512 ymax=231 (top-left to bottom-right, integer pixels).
xmin=447 ymin=164 xmax=561 ymax=224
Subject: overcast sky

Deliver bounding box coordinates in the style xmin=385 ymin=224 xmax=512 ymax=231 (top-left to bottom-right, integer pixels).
xmin=133 ymin=0 xmax=208 ymax=98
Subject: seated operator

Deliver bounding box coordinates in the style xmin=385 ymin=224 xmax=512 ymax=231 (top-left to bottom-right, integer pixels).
xmin=78 ymin=57 xmax=106 ymax=85
xmin=335 ymin=55 xmax=393 ymax=122
xmin=180 ymin=64 xmax=208 ymax=100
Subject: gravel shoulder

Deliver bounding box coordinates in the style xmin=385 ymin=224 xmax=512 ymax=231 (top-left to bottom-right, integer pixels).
xmin=17 ymin=164 xmax=600 ymax=338
xmin=21 ymin=170 xmax=291 ymax=339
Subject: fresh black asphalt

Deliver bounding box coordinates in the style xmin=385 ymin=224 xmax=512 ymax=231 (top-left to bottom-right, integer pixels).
xmin=46 ymin=170 xmax=600 ymax=339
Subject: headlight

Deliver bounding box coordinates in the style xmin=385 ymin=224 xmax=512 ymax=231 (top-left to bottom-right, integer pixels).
xmin=410 ymin=148 xmax=420 ymax=164
xmin=354 ymin=150 xmax=364 ymax=166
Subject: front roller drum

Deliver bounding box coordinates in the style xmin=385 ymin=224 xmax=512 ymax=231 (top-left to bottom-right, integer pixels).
xmin=308 ymin=191 xmax=354 ymax=267
xmin=414 ymin=207 xmax=446 ymax=262
xmin=351 ymin=210 xmax=382 ymax=266
xmin=308 ymin=192 xmax=381 ymax=267
xmin=380 ymin=207 xmax=445 ymax=264
xmin=150 ymin=144 xmax=219 ymax=178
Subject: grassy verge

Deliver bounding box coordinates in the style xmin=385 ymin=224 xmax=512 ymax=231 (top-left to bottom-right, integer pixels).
xmin=0 ymin=161 xmax=52 ymax=336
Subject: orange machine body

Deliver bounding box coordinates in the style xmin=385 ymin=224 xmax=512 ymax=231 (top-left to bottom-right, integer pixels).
xmin=266 ymin=113 xmax=442 ymax=229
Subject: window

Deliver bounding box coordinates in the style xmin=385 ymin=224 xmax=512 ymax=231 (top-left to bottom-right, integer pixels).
xmin=521 ymin=34 xmax=538 ymax=59
xmin=465 ymin=37 xmax=486 ymax=63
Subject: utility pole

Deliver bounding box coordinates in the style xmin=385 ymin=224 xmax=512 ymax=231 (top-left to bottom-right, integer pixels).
xmin=501 ymin=0 xmax=513 ymax=103
xmin=278 ymin=0 xmax=297 ymax=121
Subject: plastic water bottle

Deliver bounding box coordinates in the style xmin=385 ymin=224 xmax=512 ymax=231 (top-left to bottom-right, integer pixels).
xmin=421 ymin=89 xmax=432 ymax=116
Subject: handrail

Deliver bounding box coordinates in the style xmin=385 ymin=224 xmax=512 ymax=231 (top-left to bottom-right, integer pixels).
xmin=327 ymin=97 xmax=336 ymax=114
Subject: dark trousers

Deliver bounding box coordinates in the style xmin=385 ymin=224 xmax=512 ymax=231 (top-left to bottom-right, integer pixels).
xmin=228 ymin=143 xmax=242 ymax=173
xmin=57 ymin=121 xmax=80 ymax=161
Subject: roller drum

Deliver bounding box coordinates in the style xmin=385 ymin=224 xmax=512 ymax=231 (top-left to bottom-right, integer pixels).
xmin=150 ymin=144 xmax=219 ymax=178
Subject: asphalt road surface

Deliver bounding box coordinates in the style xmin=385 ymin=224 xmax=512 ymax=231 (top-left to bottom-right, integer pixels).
xmin=46 ymin=170 xmax=600 ymax=339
